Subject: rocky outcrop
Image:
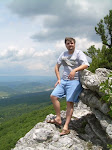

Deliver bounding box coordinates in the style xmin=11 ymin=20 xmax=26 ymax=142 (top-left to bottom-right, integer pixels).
xmin=80 ymin=68 xmax=112 ymax=143
xmin=12 ymin=68 xmax=112 ymax=150
xmin=12 ymin=103 xmax=103 ymax=150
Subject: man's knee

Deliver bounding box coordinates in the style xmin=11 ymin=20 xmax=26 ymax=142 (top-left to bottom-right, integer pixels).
xmin=50 ymin=95 xmax=53 ymax=100
xmin=67 ymin=101 xmax=74 ymax=108
xmin=50 ymin=95 xmax=58 ymax=101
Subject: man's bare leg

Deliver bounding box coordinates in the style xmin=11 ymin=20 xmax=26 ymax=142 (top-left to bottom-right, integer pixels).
xmin=62 ymin=101 xmax=74 ymax=130
xmin=50 ymin=95 xmax=62 ymax=124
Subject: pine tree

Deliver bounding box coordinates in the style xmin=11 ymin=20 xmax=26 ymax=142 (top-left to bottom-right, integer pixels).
xmin=85 ymin=10 xmax=112 ymax=72
xmin=95 ymin=10 xmax=112 ymax=48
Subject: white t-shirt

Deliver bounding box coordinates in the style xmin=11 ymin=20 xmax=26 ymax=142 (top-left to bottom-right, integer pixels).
xmin=57 ymin=49 xmax=89 ymax=80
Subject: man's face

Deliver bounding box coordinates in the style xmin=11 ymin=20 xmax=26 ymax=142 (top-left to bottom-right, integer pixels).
xmin=65 ymin=40 xmax=75 ymax=51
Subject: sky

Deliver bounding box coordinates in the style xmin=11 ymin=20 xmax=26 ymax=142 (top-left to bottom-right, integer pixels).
xmin=0 ymin=0 xmax=112 ymax=76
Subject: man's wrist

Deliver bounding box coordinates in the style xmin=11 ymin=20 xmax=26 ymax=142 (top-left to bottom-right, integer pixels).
xmin=73 ymin=69 xmax=77 ymax=72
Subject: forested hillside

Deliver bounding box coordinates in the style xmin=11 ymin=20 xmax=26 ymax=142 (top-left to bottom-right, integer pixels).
xmin=0 ymin=99 xmax=66 ymax=150
xmin=0 ymin=76 xmax=57 ymax=149
xmin=0 ymin=77 xmax=55 ymax=98
xmin=0 ymin=90 xmax=52 ymax=123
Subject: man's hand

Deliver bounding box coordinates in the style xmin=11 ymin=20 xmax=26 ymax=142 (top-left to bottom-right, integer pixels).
xmin=68 ymin=70 xmax=76 ymax=80
xmin=55 ymin=80 xmax=61 ymax=87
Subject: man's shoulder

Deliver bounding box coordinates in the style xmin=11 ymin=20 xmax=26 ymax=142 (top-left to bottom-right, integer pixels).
xmin=63 ymin=51 xmax=68 ymax=54
xmin=75 ymin=49 xmax=82 ymax=53
xmin=73 ymin=49 xmax=80 ymax=55
xmin=60 ymin=51 xmax=68 ymax=56
xmin=75 ymin=49 xmax=84 ymax=55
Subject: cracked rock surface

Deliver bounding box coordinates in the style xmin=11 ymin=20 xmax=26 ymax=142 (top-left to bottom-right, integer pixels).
xmin=12 ymin=68 xmax=112 ymax=150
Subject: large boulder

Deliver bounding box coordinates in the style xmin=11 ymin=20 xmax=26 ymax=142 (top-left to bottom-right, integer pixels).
xmin=12 ymin=68 xmax=112 ymax=150
xmin=12 ymin=104 xmax=104 ymax=150
xmin=80 ymin=68 xmax=112 ymax=143
xmin=80 ymin=68 xmax=111 ymax=96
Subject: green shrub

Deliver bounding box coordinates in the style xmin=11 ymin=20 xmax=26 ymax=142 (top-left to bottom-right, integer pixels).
xmin=100 ymin=72 xmax=112 ymax=118
xmin=0 ymin=99 xmax=66 ymax=150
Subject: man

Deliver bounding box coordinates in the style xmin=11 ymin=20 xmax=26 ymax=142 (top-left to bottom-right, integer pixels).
xmin=47 ymin=37 xmax=89 ymax=136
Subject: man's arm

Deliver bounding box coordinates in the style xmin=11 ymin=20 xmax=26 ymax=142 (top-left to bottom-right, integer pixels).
xmin=68 ymin=64 xmax=88 ymax=80
xmin=55 ymin=63 xmax=61 ymax=87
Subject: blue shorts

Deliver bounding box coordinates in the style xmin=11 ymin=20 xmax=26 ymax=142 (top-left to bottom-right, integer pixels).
xmin=51 ymin=79 xmax=83 ymax=103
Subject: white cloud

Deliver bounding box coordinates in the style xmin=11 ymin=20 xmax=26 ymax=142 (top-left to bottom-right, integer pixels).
xmin=75 ymin=37 xmax=102 ymax=50
xmin=55 ymin=37 xmax=102 ymax=52
xmin=8 ymin=0 xmax=112 ymax=43
xmin=0 ymin=45 xmax=57 ymax=75
xmin=0 ymin=47 xmax=34 ymax=60
xmin=55 ymin=40 xmax=65 ymax=51
xmin=0 ymin=0 xmax=111 ymax=76
xmin=27 ymin=63 xmax=44 ymax=70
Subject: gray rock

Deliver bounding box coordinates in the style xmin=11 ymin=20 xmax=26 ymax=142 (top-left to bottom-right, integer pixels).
xmin=80 ymin=68 xmax=111 ymax=96
xmin=92 ymin=108 xmax=112 ymax=129
xmin=73 ymin=144 xmax=85 ymax=150
xmin=106 ymin=124 xmax=112 ymax=138
xmin=95 ymin=68 xmax=112 ymax=79
xmin=52 ymin=133 xmax=60 ymax=142
xmin=87 ymin=115 xmax=110 ymax=145
xmin=12 ymin=68 xmax=112 ymax=150
xmin=58 ymin=136 xmax=73 ymax=148
xmin=73 ymin=101 xmax=92 ymax=119
xmin=33 ymin=128 xmax=54 ymax=142
xmin=80 ymin=90 xmax=110 ymax=114
xmin=12 ymin=110 xmax=104 ymax=150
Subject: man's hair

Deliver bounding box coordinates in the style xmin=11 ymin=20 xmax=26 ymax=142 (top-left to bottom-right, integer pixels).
xmin=65 ymin=37 xmax=76 ymax=44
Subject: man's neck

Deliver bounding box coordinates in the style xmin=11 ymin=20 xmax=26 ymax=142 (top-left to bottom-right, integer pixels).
xmin=68 ymin=49 xmax=75 ymax=54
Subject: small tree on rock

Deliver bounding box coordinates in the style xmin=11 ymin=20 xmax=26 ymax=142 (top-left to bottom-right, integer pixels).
xmin=95 ymin=10 xmax=112 ymax=48
xmin=85 ymin=10 xmax=112 ymax=72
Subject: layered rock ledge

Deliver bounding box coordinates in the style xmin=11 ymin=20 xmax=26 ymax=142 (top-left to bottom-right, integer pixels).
xmin=80 ymin=68 xmax=112 ymax=141
xmin=12 ymin=68 xmax=112 ymax=150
